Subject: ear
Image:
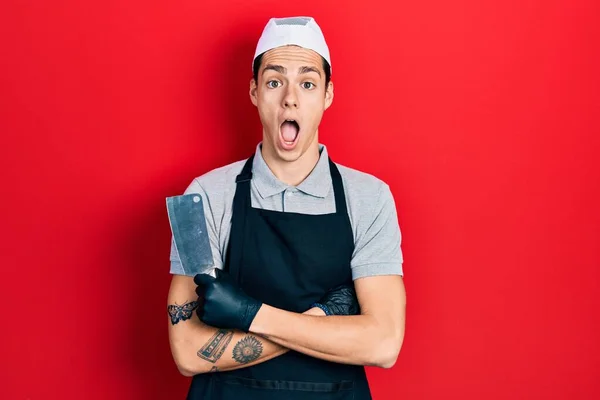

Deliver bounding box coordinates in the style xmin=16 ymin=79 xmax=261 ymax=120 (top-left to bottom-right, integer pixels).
xmin=249 ymin=78 xmax=258 ymax=107
xmin=324 ymin=81 xmax=334 ymax=110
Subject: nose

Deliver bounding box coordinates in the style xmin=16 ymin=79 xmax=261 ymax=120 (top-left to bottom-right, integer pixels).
xmin=282 ymin=85 xmax=298 ymax=108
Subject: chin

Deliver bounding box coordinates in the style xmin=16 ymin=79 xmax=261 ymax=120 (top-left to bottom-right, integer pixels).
xmin=274 ymin=145 xmax=305 ymax=163
xmin=264 ymin=134 xmax=301 ymax=161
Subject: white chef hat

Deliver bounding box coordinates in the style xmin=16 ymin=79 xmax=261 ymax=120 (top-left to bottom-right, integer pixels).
xmin=252 ymin=16 xmax=332 ymax=72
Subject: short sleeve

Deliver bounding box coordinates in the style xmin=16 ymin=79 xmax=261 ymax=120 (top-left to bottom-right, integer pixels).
xmin=169 ymin=178 xmax=224 ymax=276
xmin=350 ymin=184 xmax=404 ymax=280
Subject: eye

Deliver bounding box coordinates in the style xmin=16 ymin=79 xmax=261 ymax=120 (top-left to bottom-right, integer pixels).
xmin=267 ymin=80 xmax=281 ymax=88
xmin=302 ymin=82 xmax=315 ymax=90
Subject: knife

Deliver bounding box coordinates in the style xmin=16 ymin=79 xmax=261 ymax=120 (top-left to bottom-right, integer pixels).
xmin=166 ymin=193 xmax=215 ymax=277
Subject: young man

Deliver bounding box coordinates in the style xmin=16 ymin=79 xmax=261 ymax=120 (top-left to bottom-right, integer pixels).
xmin=167 ymin=16 xmax=406 ymax=399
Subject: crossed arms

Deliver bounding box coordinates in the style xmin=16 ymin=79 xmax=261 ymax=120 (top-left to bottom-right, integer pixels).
xmin=167 ymin=273 xmax=406 ymax=376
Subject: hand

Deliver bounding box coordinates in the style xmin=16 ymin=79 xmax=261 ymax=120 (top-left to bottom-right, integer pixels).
xmin=311 ymin=284 xmax=360 ymax=316
xmin=194 ymin=269 xmax=262 ymax=332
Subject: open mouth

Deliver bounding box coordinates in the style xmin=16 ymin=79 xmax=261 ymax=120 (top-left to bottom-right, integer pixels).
xmin=280 ymin=119 xmax=300 ymax=146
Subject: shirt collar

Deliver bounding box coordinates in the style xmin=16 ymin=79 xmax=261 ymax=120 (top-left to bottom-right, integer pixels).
xmin=252 ymin=142 xmax=333 ymax=199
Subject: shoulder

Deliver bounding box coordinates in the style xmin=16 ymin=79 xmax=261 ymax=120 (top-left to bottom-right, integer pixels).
xmin=333 ymin=161 xmax=399 ymax=245
xmin=183 ymin=159 xmax=247 ymax=196
xmin=334 ymin=162 xmax=393 ymax=206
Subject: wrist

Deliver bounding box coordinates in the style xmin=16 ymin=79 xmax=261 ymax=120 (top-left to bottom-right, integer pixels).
xmin=248 ymin=303 xmax=272 ymax=334
xmin=310 ymin=302 xmax=331 ymax=316
xmin=241 ymin=298 xmax=263 ymax=332
xmin=304 ymin=306 xmax=327 ymax=316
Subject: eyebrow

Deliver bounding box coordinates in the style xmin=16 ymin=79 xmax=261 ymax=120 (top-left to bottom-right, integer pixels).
xmin=262 ymin=64 xmax=321 ymax=77
xmin=298 ymin=66 xmax=321 ymax=77
xmin=262 ymin=64 xmax=286 ymax=75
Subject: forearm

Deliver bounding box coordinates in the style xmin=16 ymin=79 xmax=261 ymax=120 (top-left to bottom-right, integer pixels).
xmin=168 ymin=300 xmax=324 ymax=376
xmin=169 ymin=311 xmax=284 ymax=376
xmin=249 ymin=304 xmax=402 ymax=368
xmin=167 ymin=274 xmax=291 ymax=375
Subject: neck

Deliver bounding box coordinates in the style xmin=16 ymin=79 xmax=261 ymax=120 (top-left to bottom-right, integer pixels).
xmin=261 ymin=139 xmax=320 ymax=187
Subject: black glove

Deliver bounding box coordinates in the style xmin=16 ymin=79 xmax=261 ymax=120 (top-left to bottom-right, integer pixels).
xmin=311 ymin=284 xmax=360 ymax=316
xmin=194 ymin=269 xmax=262 ymax=332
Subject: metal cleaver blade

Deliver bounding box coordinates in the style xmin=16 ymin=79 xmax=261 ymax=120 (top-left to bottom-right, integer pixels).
xmin=166 ymin=193 xmax=215 ymax=277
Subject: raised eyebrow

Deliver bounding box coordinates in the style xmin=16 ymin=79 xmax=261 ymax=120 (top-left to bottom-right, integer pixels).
xmin=298 ymin=66 xmax=321 ymax=77
xmin=262 ymin=64 xmax=286 ymax=75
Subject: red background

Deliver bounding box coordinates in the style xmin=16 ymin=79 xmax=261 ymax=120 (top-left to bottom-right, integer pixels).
xmin=1 ymin=0 xmax=599 ymax=399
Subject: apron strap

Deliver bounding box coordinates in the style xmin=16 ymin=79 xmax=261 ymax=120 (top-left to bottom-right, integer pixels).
xmin=225 ymin=154 xmax=254 ymax=284
xmin=328 ymin=158 xmax=349 ymax=216
xmin=328 ymin=158 xmax=354 ymax=257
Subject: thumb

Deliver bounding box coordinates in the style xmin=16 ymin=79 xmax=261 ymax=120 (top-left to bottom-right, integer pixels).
xmin=194 ymin=273 xmax=216 ymax=286
xmin=214 ymin=268 xmax=227 ymax=279
xmin=214 ymin=269 xmax=236 ymax=285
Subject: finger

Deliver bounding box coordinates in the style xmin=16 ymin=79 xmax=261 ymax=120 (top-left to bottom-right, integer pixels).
xmin=194 ymin=273 xmax=216 ymax=286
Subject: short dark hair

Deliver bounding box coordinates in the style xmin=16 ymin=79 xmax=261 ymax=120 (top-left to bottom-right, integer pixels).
xmin=252 ymin=52 xmax=331 ymax=88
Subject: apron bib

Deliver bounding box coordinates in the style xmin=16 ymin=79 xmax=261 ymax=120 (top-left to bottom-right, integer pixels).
xmin=187 ymin=155 xmax=372 ymax=399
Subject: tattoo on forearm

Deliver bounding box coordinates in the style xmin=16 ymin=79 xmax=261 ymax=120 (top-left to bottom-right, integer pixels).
xmin=209 ymin=366 xmax=219 ymax=372
xmin=167 ymin=301 xmax=198 ymax=325
xmin=232 ymin=336 xmax=263 ymax=364
xmin=197 ymin=329 xmax=233 ymax=363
